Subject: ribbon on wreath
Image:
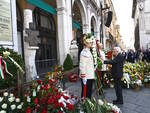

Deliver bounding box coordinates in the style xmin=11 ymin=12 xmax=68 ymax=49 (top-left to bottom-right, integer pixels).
xmin=0 ymin=56 xmax=13 ymax=79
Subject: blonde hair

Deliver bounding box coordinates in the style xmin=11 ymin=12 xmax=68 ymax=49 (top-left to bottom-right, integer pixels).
xmin=83 ymin=34 xmax=93 ymax=46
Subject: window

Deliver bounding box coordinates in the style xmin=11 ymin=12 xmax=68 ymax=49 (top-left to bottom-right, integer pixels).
xmin=40 ymin=14 xmax=51 ymax=29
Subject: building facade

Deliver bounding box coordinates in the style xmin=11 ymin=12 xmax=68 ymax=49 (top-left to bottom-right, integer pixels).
xmin=0 ymin=0 xmax=113 ymax=81
xmin=104 ymin=0 xmax=120 ymax=51
xmin=132 ymin=0 xmax=150 ymax=51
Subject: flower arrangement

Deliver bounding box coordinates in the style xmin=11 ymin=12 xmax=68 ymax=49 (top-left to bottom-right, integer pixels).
xmin=103 ymin=73 xmax=114 ymax=88
xmin=122 ymin=62 xmax=145 ymax=89
xmin=121 ymin=73 xmax=130 ymax=88
xmin=80 ymin=98 xmax=122 ymax=113
xmin=143 ymin=75 xmax=150 ymax=87
xmin=0 ymin=48 xmax=24 ymax=89
xmin=0 ymin=92 xmax=23 ymax=113
xmin=23 ymin=78 xmax=79 ymax=113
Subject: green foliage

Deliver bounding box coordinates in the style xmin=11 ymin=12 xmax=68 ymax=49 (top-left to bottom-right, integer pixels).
xmin=0 ymin=48 xmax=24 ymax=89
xmin=97 ymin=58 xmax=102 ymax=71
xmin=63 ymin=54 xmax=74 ymax=71
xmin=80 ymin=98 xmax=112 ymax=113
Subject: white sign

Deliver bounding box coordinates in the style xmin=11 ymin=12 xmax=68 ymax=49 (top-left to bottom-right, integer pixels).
xmin=0 ymin=0 xmax=13 ymax=43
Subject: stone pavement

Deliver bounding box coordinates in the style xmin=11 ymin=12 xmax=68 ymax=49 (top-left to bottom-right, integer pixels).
xmin=65 ymin=79 xmax=150 ymax=113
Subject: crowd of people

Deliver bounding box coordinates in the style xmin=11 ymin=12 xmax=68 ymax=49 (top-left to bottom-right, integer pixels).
xmin=122 ymin=49 xmax=150 ymax=63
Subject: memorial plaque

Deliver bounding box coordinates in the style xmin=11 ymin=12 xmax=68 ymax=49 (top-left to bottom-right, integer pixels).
xmin=0 ymin=0 xmax=12 ymax=42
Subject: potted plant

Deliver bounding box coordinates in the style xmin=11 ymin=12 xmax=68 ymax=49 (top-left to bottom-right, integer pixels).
xmin=63 ymin=54 xmax=78 ymax=82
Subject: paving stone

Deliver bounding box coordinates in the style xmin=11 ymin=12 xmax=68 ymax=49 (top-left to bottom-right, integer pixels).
xmin=65 ymin=80 xmax=150 ymax=113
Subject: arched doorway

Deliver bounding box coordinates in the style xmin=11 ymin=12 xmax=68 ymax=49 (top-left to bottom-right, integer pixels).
xmin=34 ymin=8 xmax=57 ymax=76
xmin=72 ymin=0 xmax=85 ymax=61
xmin=91 ymin=16 xmax=97 ymax=36
xmin=16 ymin=2 xmax=24 ymax=57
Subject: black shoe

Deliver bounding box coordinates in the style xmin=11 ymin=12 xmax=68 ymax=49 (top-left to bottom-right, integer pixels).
xmin=113 ymin=100 xmax=118 ymax=103
xmin=113 ymin=100 xmax=123 ymax=105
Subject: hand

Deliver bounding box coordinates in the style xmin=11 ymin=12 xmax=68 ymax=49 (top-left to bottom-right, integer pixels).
xmin=80 ymin=74 xmax=86 ymax=78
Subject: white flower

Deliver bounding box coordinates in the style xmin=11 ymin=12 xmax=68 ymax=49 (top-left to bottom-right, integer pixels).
xmin=124 ymin=80 xmax=127 ymax=84
xmin=11 ymin=104 xmax=16 ymax=110
xmin=9 ymin=93 xmax=14 ymax=97
xmin=0 ymin=110 xmax=6 ymax=113
xmin=16 ymin=98 xmax=20 ymax=103
xmin=37 ymin=85 xmax=41 ymax=92
xmin=144 ymin=78 xmax=148 ymax=83
xmin=3 ymin=51 xmax=10 ymax=58
xmin=33 ymin=89 xmax=36 ymax=97
xmin=3 ymin=92 xmax=8 ymax=97
xmin=137 ymin=80 xmax=142 ymax=86
xmin=21 ymin=102 xmax=24 ymax=106
xmin=98 ymin=99 xmax=104 ymax=105
xmin=1 ymin=103 xmax=7 ymax=109
xmin=17 ymin=104 xmax=22 ymax=109
xmin=27 ymin=96 xmax=31 ymax=102
xmin=8 ymin=97 xmax=15 ymax=103
xmin=0 ymin=97 xmax=3 ymax=102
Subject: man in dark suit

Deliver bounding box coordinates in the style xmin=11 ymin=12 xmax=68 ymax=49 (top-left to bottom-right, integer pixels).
xmin=104 ymin=47 xmax=124 ymax=104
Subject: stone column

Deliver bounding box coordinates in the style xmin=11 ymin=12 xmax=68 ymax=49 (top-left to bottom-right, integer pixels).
xmin=94 ymin=31 xmax=100 ymax=40
xmin=83 ymin=24 xmax=89 ymax=34
xmin=24 ymin=9 xmax=38 ymax=82
xmin=87 ymin=4 xmax=91 ymax=33
xmin=56 ymin=0 xmax=69 ymax=65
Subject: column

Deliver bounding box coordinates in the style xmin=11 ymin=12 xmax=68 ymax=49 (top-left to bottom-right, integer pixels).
xmin=87 ymin=4 xmax=91 ymax=33
xmin=24 ymin=9 xmax=38 ymax=82
xmin=57 ymin=0 xmax=70 ymax=65
xmin=83 ymin=24 xmax=89 ymax=34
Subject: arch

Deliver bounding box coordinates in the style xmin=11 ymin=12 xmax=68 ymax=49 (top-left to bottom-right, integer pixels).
xmin=90 ymin=13 xmax=98 ymax=33
xmin=72 ymin=0 xmax=87 ymax=26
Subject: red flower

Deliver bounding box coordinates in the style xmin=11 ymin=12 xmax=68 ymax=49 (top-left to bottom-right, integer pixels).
xmin=44 ymin=84 xmax=49 ymax=91
xmin=66 ymin=103 xmax=74 ymax=111
xmin=40 ymin=97 xmax=47 ymax=105
xmin=54 ymin=102 xmax=59 ymax=108
xmin=52 ymin=86 xmax=56 ymax=92
xmin=58 ymin=111 xmax=63 ymax=113
xmin=46 ymin=93 xmax=52 ymax=97
xmin=48 ymin=97 xmax=55 ymax=104
xmin=41 ymin=107 xmax=47 ymax=113
xmin=40 ymin=85 xmax=44 ymax=90
xmin=35 ymin=104 xmax=40 ymax=110
xmin=49 ymin=79 xmax=53 ymax=84
xmin=26 ymin=107 xmax=31 ymax=113
xmin=58 ymin=102 xmax=64 ymax=108
xmin=37 ymin=80 xmax=42 ymax=84
xmin=63 ymin=95 xmax=69 ymax=100
xmin=56 ymin=94 xmax=61 ymax=100
xmin=34 ymin=98 xmax=38 ymax=105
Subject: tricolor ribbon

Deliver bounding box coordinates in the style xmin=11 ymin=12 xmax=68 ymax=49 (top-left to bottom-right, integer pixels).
xmin=3 ymin=60 xmax=13 ymax=77
xmin=0 ymin=56 xmax=13 ymax=79
xmin=0 ymin=56 xmax=5 ymax=79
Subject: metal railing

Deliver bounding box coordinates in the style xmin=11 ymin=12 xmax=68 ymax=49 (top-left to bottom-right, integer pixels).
xmin=35 ymin=59 xmax=56 ymax=77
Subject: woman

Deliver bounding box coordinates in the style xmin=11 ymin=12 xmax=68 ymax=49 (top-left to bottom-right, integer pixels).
xmin=96 ymin=41 xmax=107 ymax=85
xmin=79 ymin=35 xmax=95 ymax=99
